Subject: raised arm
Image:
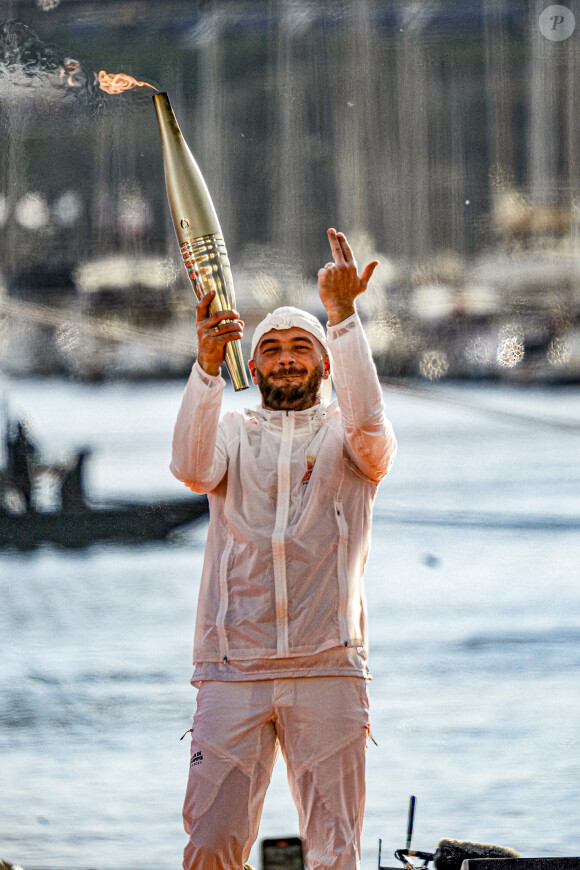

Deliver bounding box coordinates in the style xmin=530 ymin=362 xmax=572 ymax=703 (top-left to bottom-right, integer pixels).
xmin=319 ymin=229 xmax=396 ymax=482
xmin=170 ymin=292 xmax=243 ymax=492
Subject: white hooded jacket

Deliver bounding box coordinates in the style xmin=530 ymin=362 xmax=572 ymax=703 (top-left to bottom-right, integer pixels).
xmin=171 ymin=313 xmax=397 ymax=664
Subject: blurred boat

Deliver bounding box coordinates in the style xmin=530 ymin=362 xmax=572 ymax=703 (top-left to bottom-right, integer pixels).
xmin=0 ymin=494 xmax=208 ymax=551
xmin=0 ymin=418 xmax=208 ymax=551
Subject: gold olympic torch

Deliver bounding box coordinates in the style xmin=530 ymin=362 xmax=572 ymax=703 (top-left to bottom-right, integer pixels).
xmin=153 ymin=92 xmax=249 ymax=390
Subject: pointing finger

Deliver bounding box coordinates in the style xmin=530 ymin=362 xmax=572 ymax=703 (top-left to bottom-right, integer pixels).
xmin=327 ymin=227 xmax=347 ymax=267
xmin=335 ymin=231 xmax=355 ymax=265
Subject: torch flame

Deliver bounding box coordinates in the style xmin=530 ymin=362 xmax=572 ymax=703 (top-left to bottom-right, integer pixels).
xmin=98 ymin=70 xmax=156 ymax=95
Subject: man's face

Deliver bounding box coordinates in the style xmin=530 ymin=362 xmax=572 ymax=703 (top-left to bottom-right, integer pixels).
xmin=249 ymin=327 xmax=330 ymax=411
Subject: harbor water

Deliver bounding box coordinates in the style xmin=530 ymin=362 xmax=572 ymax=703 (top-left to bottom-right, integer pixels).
xmin=1 ymin=377 xmax=579 ymax=869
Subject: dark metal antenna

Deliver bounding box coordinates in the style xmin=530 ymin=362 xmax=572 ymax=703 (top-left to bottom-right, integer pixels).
xmin=379 ymin=795 xmax=419 ymax=870
xmin=406 ymin=795 xmax=417 ymax=851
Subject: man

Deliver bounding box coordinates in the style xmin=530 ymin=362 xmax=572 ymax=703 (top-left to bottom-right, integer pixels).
xmin=171 ymin=228 xmax=397 ymax=870
xmin=6 ymin=419 xmax=37 ymax=512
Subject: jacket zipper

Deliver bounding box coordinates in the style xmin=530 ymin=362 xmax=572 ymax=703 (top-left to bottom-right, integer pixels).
xmin=271 ymin=411 xmax=294 ymax=656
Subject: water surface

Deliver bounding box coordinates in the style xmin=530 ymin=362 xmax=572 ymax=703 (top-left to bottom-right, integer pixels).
xmin=1 ymin=378 xmax=579 ymax=869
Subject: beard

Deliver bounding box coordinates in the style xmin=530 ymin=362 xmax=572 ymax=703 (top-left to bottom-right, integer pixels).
xmin=254 ymin=362 xmax=324 ymax=411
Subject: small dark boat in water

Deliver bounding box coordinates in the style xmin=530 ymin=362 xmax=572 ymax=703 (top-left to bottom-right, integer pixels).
xmin=0 ymin=418 xmax=208 ymax=551
xmin=0 ymin=495 xmax=208 ymax=551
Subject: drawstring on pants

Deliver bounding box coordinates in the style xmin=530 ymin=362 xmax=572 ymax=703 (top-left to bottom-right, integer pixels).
xmin=365 ymin=724 xmax=378 ymax=746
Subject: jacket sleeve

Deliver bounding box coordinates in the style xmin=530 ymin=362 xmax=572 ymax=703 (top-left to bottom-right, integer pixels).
xmin=327 ymin=312 xmax=397 ymax=483
xmin=170 ymin=361 xmax=229 ymax=493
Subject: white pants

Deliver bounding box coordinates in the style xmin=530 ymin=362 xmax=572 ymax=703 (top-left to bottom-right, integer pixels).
xmin=182 ymin=676 xmax=370 ymax=870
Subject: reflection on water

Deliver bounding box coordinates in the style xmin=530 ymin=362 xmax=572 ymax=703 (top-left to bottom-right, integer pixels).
xmin=0 ymin=2 xmax=579 ymax=381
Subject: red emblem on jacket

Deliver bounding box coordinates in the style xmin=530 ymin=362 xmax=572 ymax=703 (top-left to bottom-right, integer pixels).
xmin=301 ymin=455 xmax=315 ymax=484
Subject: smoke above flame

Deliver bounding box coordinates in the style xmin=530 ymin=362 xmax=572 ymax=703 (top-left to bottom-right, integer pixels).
xmin=0 ymin=22 xmax=157 ymax=101
xmin=97 ymin=70 xmax=157 ymax=95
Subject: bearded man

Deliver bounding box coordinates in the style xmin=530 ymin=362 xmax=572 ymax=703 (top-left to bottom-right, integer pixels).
xmin=171 ymin=228 xmax=397 ymax=870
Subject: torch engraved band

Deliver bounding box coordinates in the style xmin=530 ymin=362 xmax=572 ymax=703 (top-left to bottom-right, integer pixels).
xmin=180 ymin=234 xmax=235 ymax=314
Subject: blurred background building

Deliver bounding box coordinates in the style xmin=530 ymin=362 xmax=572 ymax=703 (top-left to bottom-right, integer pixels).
xmin=1 ymin=0 xmax=579 ymax=381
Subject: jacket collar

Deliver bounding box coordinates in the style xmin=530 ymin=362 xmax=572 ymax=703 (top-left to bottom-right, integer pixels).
xmin=246 ymin=400 xmax=337 ymax=432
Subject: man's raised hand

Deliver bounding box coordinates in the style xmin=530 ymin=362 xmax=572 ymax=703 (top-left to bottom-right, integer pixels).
xmin=196 ymin=290 xmax=244 ymax=377
xmin=318 ymin=228 xmax=379 ymax=326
